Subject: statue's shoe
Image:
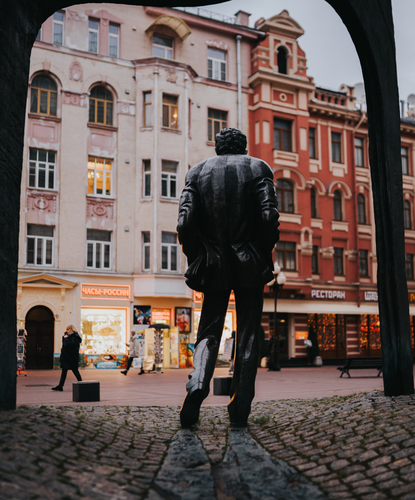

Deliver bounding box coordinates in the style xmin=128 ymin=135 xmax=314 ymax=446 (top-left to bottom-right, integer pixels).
xmin=180 ymin=389 xmax=205 ymax=428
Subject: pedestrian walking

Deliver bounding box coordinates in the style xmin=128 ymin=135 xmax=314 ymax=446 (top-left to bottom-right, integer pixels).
xmin=52 ymin=325 xmax=82 ymax=391
xmin=121 ymin=330 xmax=145 ymax=375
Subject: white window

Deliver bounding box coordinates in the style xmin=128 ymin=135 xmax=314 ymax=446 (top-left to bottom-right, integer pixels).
xmin=161 ymin=232 xmax=178 ymax=271
xmin=152 ymin=34 xmax=173 ymax=59
xmin=88 ymin=18 xmax=99 ymax=53
xmin=142 ymin=232 xmax=150 ymax=271
xmin=27 ymin=225 xmax=54 ymax=266
xmin=29 ymin=149 xmax=55 ymax=190
xmin=53 ymin=11 xmax=64 ymax=45
xmin=143 ymin=160 xmax=151 ymax=197
xmin=161 ymin=160 xmax=178 ymax=198
xmin=208 ymin=48 xmax=226 ymax=81
xmin=109 ymin=23 xmax=119 ymax=57
xmin=88 ymin=157 xmax=112 ymax=197
xmin=143 ymin=91 xmax=152 ymax=127
xmin=87 ymin=229 xmax=111 ymax=269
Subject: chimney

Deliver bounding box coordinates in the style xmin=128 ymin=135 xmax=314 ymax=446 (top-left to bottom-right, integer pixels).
xmin=235 ymin=10 xmax=251 ymax=27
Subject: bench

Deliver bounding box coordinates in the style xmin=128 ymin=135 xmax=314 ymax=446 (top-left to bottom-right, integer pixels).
xmin=337 ymin=358 xmax=382 ymax=378
xmin=73 ymin=381 xmax=100 ymax=402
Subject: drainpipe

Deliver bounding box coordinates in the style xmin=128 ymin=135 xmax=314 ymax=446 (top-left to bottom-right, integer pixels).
xmin=184 ymin=73 xmax=189 ymax=174
xmin=236 ymin=35 xmax=242 ymax=130
xmin=153 ymin=67 xmax=159 ymax=274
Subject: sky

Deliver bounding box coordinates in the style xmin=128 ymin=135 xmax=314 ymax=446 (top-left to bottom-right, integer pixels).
xmin=196 ymin=0 xmax=415 ymax=106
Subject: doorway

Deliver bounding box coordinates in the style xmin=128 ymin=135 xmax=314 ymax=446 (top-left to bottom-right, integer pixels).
xmin=25 ymin=306 xmax=54 ymax=369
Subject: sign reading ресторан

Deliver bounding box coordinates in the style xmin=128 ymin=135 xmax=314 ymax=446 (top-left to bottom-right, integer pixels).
xmin=81 ymin=283 xmax=130 ymax=300
xmin=311 ymin=289 xmax=345 ymax=300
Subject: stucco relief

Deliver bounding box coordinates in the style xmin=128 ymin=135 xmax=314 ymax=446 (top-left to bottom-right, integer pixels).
xmin=27 ymin=191 xmax=57 ymax=213
xmin=117 ymin=101 xmax=136 ymax=116
xmin=67 ymin=10 xmax=86 ymax=22
xmin=69 ymin=61 xmax=83 ymax=82
xmin=86 ymin=197 xmax=114 ymax=219
xmin=166 ymin=68 xmax=178 ymax=83
xmin=62 ymin=90 xmax=87 ymax=107
xmin=206 ymin=40 xmax=229 ymax=50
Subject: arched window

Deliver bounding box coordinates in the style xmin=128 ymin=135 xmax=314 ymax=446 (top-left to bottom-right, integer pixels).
xmin=276 ymin=179 xmax=294 ymax=213
xmin=310 ymin=187 xmax=317 ymax=218
xmin=30 ymin=75 xmax=57 ymax=116
xmin=89 ymin=86 xmax=113 ymax=126
xmin=333 ymin=190 xmax=342 ymax=221
xmin=277 ymin=46 xmax=288 ymax=75
xmin=404 ymin=200 xmax=412 ymax=229
xmin=357 ymin=193 xmax=366 ymax=224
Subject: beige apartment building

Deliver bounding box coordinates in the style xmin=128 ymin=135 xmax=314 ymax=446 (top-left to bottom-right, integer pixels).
xmin=17 ymin=4 xmax=262 ymax=369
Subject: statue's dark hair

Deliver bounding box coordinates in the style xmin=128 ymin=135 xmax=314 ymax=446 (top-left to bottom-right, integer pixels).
xmin=215 ymin=128 xmax=247 ymax=155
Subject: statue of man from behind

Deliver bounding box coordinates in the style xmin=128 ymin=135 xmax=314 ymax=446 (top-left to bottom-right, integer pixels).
xmin=177 ymin=128 xmax=280 ymax=428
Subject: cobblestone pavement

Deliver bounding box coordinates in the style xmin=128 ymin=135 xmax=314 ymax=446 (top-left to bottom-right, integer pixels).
xmin=0 ymin=391 xmax=415 ymax=499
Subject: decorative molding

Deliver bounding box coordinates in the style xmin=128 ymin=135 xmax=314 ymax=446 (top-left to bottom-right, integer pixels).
xmin=117 ymin=100 xmax=136 ymax=116
xmin=27 ymin=191 xmax=57 ymax=212
xmin=86 ymin=197 xmax=115 ymax=219
xmin=322 ymin=246 xmax=334 ymax=259
xmin=165 ymin=68 xmax=178 ymax=84
xmin=62 ymin=90 xmax=87 ymax=107
xmin=69 ymin=61 xmax=83 ymax=82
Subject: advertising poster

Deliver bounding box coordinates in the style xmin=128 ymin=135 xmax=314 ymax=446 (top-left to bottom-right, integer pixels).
xmin=84 ymin=354 xmax=128 ymax=369
xmin=179 ymin=343 xmax=188 ymax=368
xmin=170 ymin=329 xmax=180 ymax=368
xmin=133 ymin=305 xmax=151 ymax=325
xmin=175 ymin=307 xmax=191 ymax=333
xmin=152 ymin=308 xmax=171 ymax=325
xmin=187 ymin=344 xmax=194 ymax=368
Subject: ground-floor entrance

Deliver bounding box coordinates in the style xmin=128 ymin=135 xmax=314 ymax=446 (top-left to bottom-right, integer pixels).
xmin=25 ymin=306 xmax=54 ymax=369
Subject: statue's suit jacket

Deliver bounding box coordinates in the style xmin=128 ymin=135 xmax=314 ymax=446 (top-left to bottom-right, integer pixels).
xmin=177 ymin=154 xmax=280 ymax=292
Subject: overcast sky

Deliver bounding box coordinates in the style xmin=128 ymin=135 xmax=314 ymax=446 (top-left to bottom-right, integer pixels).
xmin=198 ymin=0 xmax=415 ymax=106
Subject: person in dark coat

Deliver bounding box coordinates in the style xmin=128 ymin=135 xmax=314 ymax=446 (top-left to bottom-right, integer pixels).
xmin=177 ymin=128 xmax=280 ymax=428
xmin=52 ymin=324 xmax=82 ymax=391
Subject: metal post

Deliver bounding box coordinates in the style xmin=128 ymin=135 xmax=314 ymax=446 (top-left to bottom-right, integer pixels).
xmin=271 ymin=282 xmax=281 ymax=371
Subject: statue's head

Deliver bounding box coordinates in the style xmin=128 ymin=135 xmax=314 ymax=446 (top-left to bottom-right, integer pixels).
xmin=215 ymin=128 xmax=247 ymax=156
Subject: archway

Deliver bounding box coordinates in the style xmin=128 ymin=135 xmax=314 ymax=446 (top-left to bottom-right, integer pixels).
xmin=25 ymin=306 xmax=55 ymax=369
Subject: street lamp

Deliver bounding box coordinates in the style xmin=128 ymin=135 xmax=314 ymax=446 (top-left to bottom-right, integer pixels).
xmin=268 ymin=261 xmax=286 ymax=371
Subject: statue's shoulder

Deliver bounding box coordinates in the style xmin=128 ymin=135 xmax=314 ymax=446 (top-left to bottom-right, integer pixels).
xmin=247 ymin=156 xmax=273 ymax=179
xmin=186 ymin=157 xmax=214 ymax=181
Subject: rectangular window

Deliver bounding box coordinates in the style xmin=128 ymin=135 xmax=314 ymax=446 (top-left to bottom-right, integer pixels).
xmin=109 ymin=23 xmax=119 ymax=57
xmin=86 ymin=229 xmax=111 ymax=269
xmin=161 ymin=160 xmax=178 ymax=198
xmin=87 ymin=156 xmax=112 ymax=196
xmin=208 ymin=108 xmax=227 ymax=142
xmin=142 ymin=232 xmax=150 ymax=271
xmin=143 ymin=160 xmax=151 ymax=197
xmin=207 ymin=48 xmax=226 ymax=81
xmin=406 ymin=253 xmax=414 ymax=279
xmin=359 ymin=249 xmax=369 ymax=277
xmin=161 ymin=232 xmax=178 ymax=271
xmin=331 ymin=132 xmax=342 ymax=163
xmin=276 ymin=241 xmax=296 ymax=271
xmin=162 ymin=94 xmax=178 ymax=129
xmin=88 ymin=18 xmax=99 ymax=53
xmin=334 ymin=247 xmax=344 ymax=275
xmin=53 ymin=11 xmax=64 ymax=45
xmin=152 ymin=34 xmax=173 ymax=59
xmin=274 ymin=118 xmax=292 ymax=151
xmin=312 ymin=245 xmax=319 ymax=274
xmin=28 ymin=149 xmax=55 ymax=190
xmin=355 ymin=137 xmax=364 ymax=167
xmin=309 ymin=127 xmax=316 ymax=159
xmin=143 ymin=91 xmax=152 ymax=127
xmin=27 ymin=224 xmax=54 ymax=266
xmin=402 ymin=146 xmax=409 ymax=175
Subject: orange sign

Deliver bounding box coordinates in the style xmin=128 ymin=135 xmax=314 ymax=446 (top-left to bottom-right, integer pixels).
xmin=152 ymin=308 xmax=171 ymax=325
xmin=409 ymin=293 xmax=415 ymax=303
xmin=81 ymin=284 xmax=130 ymax=300
xmin=193 ymin=290 xmax=235 ymax=303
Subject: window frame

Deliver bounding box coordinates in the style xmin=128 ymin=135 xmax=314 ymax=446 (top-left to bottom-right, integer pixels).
xmin=312 ymin=245 xmax=319 ymax=274
xmin=53 ymin=11 xmax=64 ymax=46
xmin=207 ymin=47 xmax=227 ymax=81
xmin=310 ymin=187 xmax=317 ymax=219
xmin=30 ymin=75 xmax=58 ymax=117
xmin=359 ymin=249 xmax=369 ymax=277
xmin=109 ymin=23 xmax=120 ymax=58
xmin=208 ymin=108 xmax=227 ymax=142
xmin=26 ymin=225 xmax=54 ymax=267
xmin=273 ymin=117 xmax=292 ymax=152
xmin=143 ymin=159 xmax=151 ymax=198
xmin=406 ymin=253 xmax=414 ymax=280
xmin=152 ymin=34 xmax=173 ymax=59
xmin=88 ymin=18 xmax=99 ymax=54
xmin=276 ymin=241 xmax=296 ymax=271
xmin=276 ymin=179 xmax=294 ymax=213
xmin=142 ymin=232 xmax=151 ymax=271
xmin=401 ymin=146 xmax=409 ymax=175
xmin=331 ymin=131 xmax=342 ymax=163
xmin=309 ymin=127 xmax=316 ymax=159
xmin=161 ymin=232 xmax=178 ymax=272
xmin=354 ymin=136 xmax=365 ymax=167
xmin=333 ymin=190 xmax=343 ymax=221
xmin=161 ymin=160 xmax=178 ymax=199
xmin=87 ymin=156 xmax=113 ymax=197
xmin=162 ymin=94 xmax=179 ymax=130
xmin=28 ymin=148 xmax=56 ymax=190
xmin=334 ymin=247 xmax=344 ymax=276
xmin=86 ymin=229 xmax=111 ymax=270
xmin=89 ymin=86 xmax=113 ymax=126
xmin=404 ymin=200 xmax=412 ymax=230
xmin=357 ymin=193 xmax=366 ymax=224
xmin=143 ymin=91 xmax=152 ymax=127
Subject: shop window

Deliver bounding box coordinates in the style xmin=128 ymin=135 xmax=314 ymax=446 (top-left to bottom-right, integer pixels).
xmin=30 ymin=75 xmax=57 ymax=116
xmin=53 ymin=11 xmax=64 ymax=45
xmin=208 ymin=108 xmax=227 ymax=142
xmin=309 ymin=127 xmax=316 ymax=159
xmin=86 ymin=229 xmax=111 ymax=269
xmin=142 ymin=232 xmax=150 ymax=271
xmin=360 ymin=314 xmax=381 ymax=357
xmin=276 ymin=179 xmax=294 ymax=213
xmin=277 ymin=46 xmax=288 ymax=74
xmin=334 ymin=247 xmax=344 ymax=275
xmin=108 ymin=23 xmax=119 ymax=57
xmin=401 ymin=146 xmax=409 ymax=175
xmin=89 ymin=86 xmax=113 ymax=126
xmin=143 ymin=91 xmax=152 ymax=127
xmin=406 ymin=253 xmax=414 ymax=279
xmin=404 ymin=200 xmax=412 ymax=229
xmin=273 ymin=118 xmax=292 ymax=152
xmin=308 ymin=314 xmax=346 ymax=359
xmin=161 ymin=232 xmax=178 ymax=271
xmin=207 ymin=48 xmax=226 ymax=81
xmin=355 ymin=137 xmax=364 ymax=167
xmin=359 ymin=249 xmax=369 ymax=277
xmin=310 ymin=187 xmax=317 ymax=218
xmin=28 ymin=148 xmax=55 ymax=190
xmin=162 ymin=94 xmax=178 ymax=129
xmin=161 ymin=160 xmax=178 ymax=198
xmin=143 ymin=159 xmax=151 ymax=197
xmin=27 ymin=224 xmax=54 ymax=266
xmin=357 ymin=193 xmax=366 ymax=224
xmin=331 ymin=131 xmax=342 ymax=163
xmin=88 ymin=18 xmax=99 ymax=53
xmin=88 ymin=156 xmax=112 ymax=196
xmin=333 ymin=190 xmax=342 ymax=221
xmin=81 ymin=307 xmax=127 ymax=356
xmin=276 ymin=241 xmax=296 ymax=271
xmin=312 ymin=245 xmax=319 ymax=274
xmin=152 ymin=34 xmax=173 ymax=59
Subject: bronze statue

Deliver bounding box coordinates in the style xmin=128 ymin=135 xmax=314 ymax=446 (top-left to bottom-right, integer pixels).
xmin=177 ymin=128 xmax=280 ymax=428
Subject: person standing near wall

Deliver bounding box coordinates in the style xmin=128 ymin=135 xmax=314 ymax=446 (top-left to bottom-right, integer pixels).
xmin=52 ymin=325 xmax=82 ymax=391
xmin=121 ymin=330 xmax=145 ymax=375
